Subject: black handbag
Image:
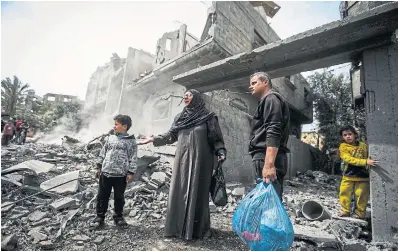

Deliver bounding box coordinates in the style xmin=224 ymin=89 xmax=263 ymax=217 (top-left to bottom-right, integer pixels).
xmin=210 ymin=162 xmax=228 ymax=207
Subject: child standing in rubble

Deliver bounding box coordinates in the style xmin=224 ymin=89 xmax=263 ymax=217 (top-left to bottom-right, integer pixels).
xmin=91 ymin=114 xmax=137 ymax=228
xmin=338 ymin=125 xmax=377 ymax=219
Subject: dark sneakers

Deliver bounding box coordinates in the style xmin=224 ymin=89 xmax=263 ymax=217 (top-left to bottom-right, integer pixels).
xmin=113 ymin=216 xmax=128 ymax=227
xmin=90 ymin=216 xmax=105 ymax=229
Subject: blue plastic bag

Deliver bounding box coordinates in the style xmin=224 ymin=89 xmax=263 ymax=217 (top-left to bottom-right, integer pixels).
xmin=232 ymin=179 xmax=294 ymax=251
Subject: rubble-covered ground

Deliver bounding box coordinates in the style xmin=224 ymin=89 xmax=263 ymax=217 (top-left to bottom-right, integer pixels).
xmin=1 ymin=141 xmax=398 ymax=251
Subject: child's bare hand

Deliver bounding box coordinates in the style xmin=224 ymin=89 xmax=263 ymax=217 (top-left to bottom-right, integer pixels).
xmin=367 ymin=158 xmax=378 ymax=166
xmin=126 ymin=174 xmax=134 ymax=183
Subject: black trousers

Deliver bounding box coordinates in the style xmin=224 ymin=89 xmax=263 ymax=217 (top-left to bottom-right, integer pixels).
xmin=96 ymin=174 xmax=127 ymax=218
xmin=252 ymin=153 xmax=288 ymax=201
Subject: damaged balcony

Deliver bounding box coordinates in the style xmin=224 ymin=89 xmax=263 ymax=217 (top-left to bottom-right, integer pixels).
xmin=172 ymin=2 xmax=398 ymax=91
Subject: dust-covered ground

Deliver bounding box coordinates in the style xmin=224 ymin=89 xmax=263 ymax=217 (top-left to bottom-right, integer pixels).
xmin=1 ymin=142 xmax=397 ymax=251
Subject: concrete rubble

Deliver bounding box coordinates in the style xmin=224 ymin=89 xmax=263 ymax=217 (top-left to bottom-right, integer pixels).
xmin=1 ymin=142 xmax=397 ymax=251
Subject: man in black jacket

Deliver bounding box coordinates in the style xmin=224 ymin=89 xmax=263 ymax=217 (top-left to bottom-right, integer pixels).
xmin=248 ymin=72 xmax=291 ymax=200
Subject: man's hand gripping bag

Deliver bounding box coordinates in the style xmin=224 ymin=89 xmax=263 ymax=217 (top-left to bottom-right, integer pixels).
xmin=232 ymin=180 xmax=294 ymax=251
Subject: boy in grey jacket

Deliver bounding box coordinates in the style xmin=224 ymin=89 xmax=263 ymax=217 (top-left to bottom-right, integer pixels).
xmin=92 ymin=114 xmax=137 ymax=228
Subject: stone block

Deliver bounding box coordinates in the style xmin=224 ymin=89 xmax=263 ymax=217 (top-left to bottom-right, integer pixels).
xmin=72 ymin=235 xmax=90 ymax=242
xmin=50 ymin=197 xmax=77 ymax=211
xmin=1 ymin=234 xmax=18 ymax=251
xmin=38 ymin=240 xmax=55 ymax=250
xmin=151 ymin=172 xmax=168 ymax=185
xmin=93 ymin=236 xmax=105 ymax=244
xmin=294 ymin=225 xmax=339 ymax=249
xmin=28 ymin=211 xmax=48 ymax=222
xmin=232 ymin=187 xmax=245 ymax=196
xmin=4 ymin=160 xmax=55 ymax=175
xmin=29 ymin=230 xmax=48 ymax=243
xmin=40 ymin=170 xmax=80 ymax=194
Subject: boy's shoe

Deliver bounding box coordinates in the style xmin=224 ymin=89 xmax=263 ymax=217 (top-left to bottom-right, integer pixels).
xmin=90 ymin=216 xmax=105 ymax=229
xmin=352 ymin=214 xmax=365 ymax=220
xmin=339 ymin=211 xmax=350 ymax=217
xmin=113 ymin=216 xmax=128 ymax=227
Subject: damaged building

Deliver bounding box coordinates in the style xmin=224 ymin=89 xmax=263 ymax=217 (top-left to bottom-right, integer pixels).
xmin=84 ymin=1 xmax=314 ymax=183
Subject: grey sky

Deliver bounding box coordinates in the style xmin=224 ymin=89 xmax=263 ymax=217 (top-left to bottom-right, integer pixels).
xmin=1 ymin=1 xmax=345 ymax=107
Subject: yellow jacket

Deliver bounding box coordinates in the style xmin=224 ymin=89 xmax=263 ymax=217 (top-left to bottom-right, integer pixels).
xmin=339 ymin=141 xmax=369 ymax=181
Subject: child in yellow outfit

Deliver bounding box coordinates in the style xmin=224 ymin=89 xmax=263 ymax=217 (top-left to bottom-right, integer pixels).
xmin=338 ymin=126 xmax=378 ymax=219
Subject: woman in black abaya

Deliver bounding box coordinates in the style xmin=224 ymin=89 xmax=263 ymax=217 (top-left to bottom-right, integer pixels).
xmin=140 ymin=89 xmax=226 ymax=240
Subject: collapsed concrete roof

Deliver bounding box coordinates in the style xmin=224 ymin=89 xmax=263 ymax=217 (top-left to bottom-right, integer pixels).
xmin=172 ymin=2 xmax=398 ymax=92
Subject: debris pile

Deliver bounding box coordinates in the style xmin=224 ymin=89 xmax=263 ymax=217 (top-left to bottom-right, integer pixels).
xmin=1 ymin=140 xmax=172 ymax=250
xmin=284 ymin=170 xmax=397 ymax=251
xmin=1 ymin=141 xmax=397 ymax=250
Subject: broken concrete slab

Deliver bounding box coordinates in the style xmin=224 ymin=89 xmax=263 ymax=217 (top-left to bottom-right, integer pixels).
xmin=38 ymin=240 xmax=55 ymax=250
xmin=4 ymin=173 xmax=23 ymax=183
xmin=1 ymin=176 xmax=23 ymax=187
xmin=151 ymin=172 xmax=168 ymax=185
xmin=50 ymin=197 xmax=77 ymax=211
xmin=72 ymin=235 xmax=90 ymax=242
xmin=1 ymin=149 xmax=10 ymax=157
xmin=146 ymin=181 xmax=160 ymax=190
xmin=1 ymin=234 xmax=18 ymax=251
xmin=8 ymin=208 xmax=30 ymax=220
xmin=342 ymin=241 xmax=367 ymax=251
xmin=35 ymin=153 xmax=50 ymax=158
xmin=28 ymin=211 xmax=48 ymax=222
xmin=40 ymin=170 xmax=80 ymax=194
xmin=134 ymin=155 xmax=161 ymax=181
xmin=332 ymin=216 xmax=368 ymax=227
xmin=129 ymin=209 xmax=138 ymax=217
xmin=151 ymin=213 xmax=162 ymax=219
xmin=1 ymin=202 xmax=14 ymax=213
xmin=2 ymin=160 xmax=56 ymax=175
xmin=31 ymin=218 xmax=51 ymax=227
xmin=93 ymin=236 xmax=105 ymax=244
xmin=29 ymin=230 xmax=48 ymax=243
xmin=294 ymin=225 xmax=339 ymax=248
xmin=232 ymin=187 xmax=245 ymax=196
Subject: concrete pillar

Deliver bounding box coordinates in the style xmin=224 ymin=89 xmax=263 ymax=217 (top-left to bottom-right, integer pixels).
xmin=362 ymin=43 xmax=398 ymax=242
xmin=117 ymin=48 xmax=137 ymax=113
xmin=93 ymin=70 xmax=100 ymax=107
xmin=253 ymin=6 xmax=268 ymax=23
xmin=177 ymin=24 xmax=187 ymax=55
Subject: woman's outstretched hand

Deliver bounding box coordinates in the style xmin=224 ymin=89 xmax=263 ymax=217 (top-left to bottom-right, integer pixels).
xmin=137 ymin=136 xmax=154 ymax=145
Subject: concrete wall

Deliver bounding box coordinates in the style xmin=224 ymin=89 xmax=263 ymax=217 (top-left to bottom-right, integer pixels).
xmin=84 ymin=74 xmax=98 ymax=109
xmin=123 ymin=48 xmax=154 ymax=84
xmin=205 ymin=1 xmax=313 ymax=123
xmin=212 ymin=1 xmax=280 ymax=54
xmin=362 ymin=43 xmax=398 ymax=242
xmin=84 ymin=49 xmax=154 ymax=115
xmin=83 ymin=1 xmax=315 ymax=184
xmin=203 ymin=93 xmax=254 ymax=184
xmin=212 ymin=1 xmax=254 ymax=54
xmin=96 ymin=66 xmax=113 ymax=105
xmin=43 ymin=93 xmax=78 ymax=104
xmin=286 ymin=136 xmax=313 ymax=179
xmin=104 ymin=54 xmax=125 ymax=115
xmin=154 ymin=25 xmax=196 ymax=66
xmin=346 ymin=1 xmax=391 ymax=16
